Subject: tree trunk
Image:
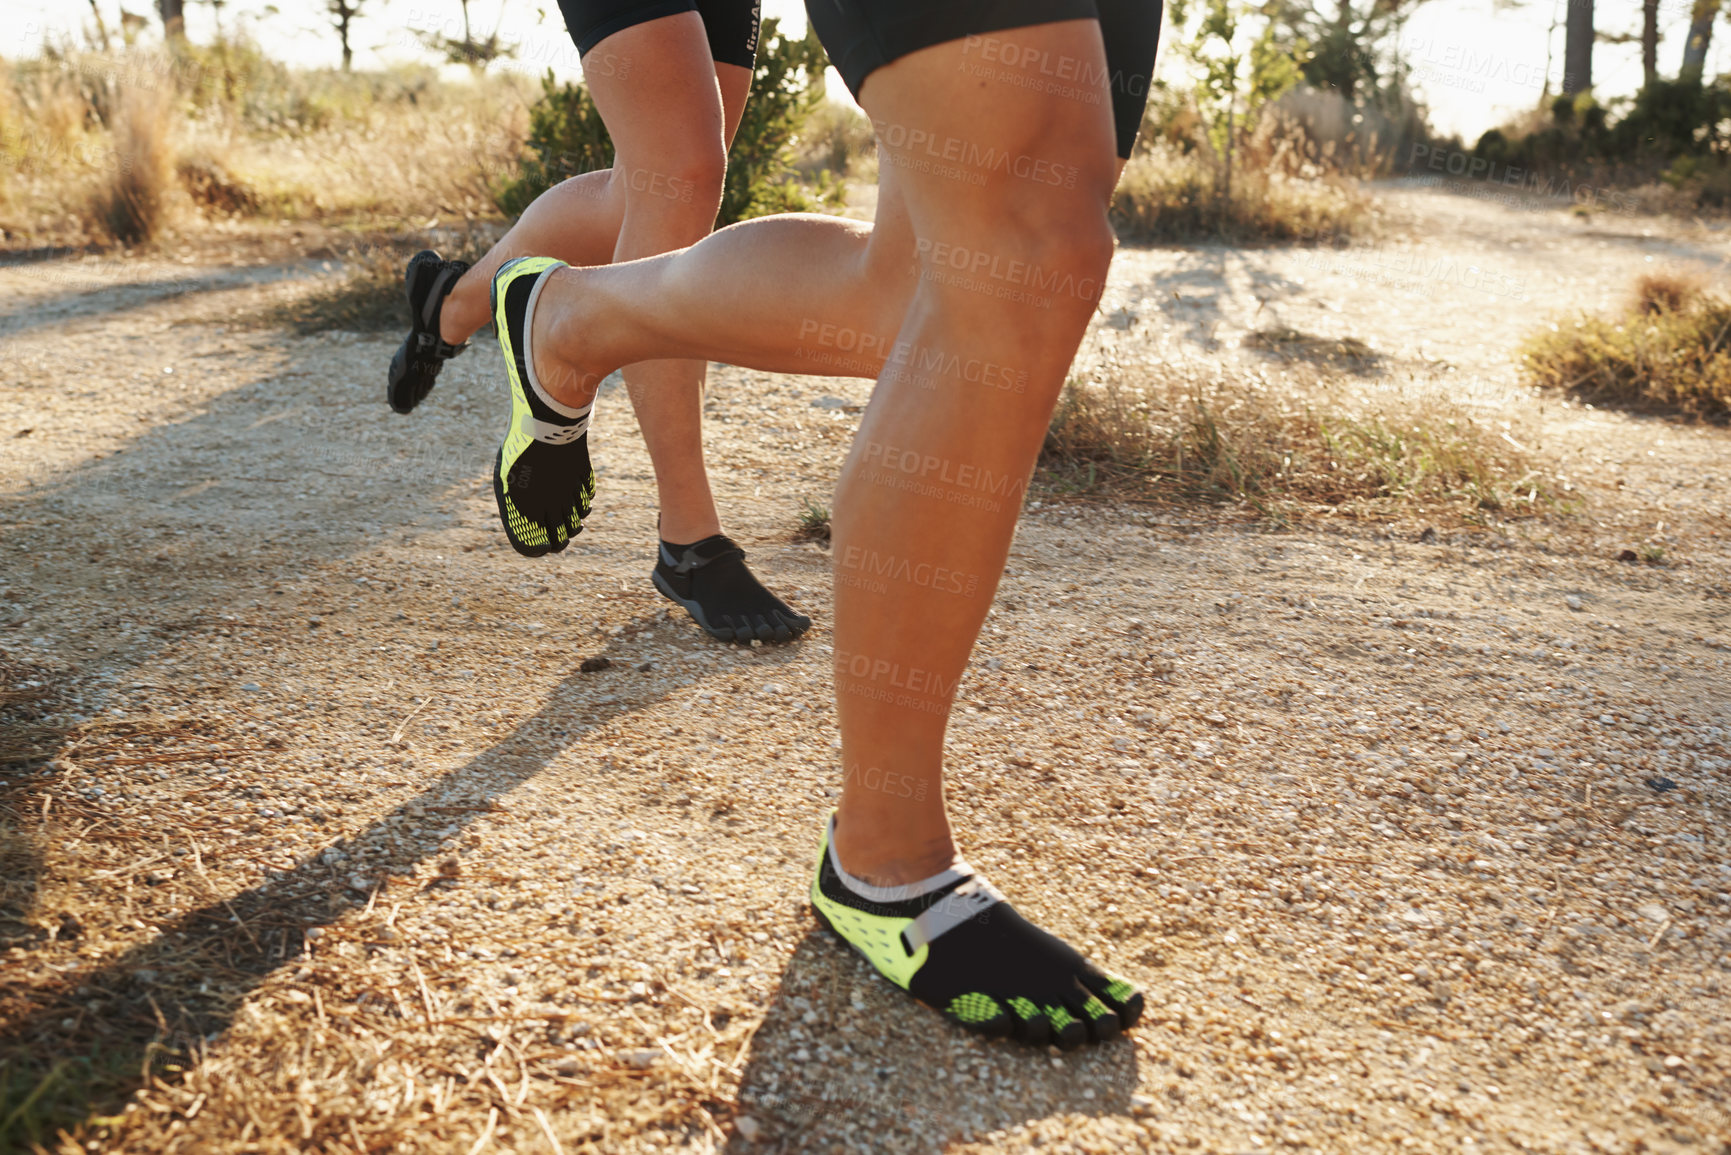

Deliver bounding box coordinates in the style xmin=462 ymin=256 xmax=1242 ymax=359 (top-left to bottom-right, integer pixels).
xmin=1644 ymin=0 xmax=1661 ymax=87
xmin=158 ymin=0 xmax=184 ymax=41
xmin=1681 ymin=0 xmax=1722 ymax=84
xmin=88 ymin=0 xmax=112 ymax=51
xmin=1563 ymin=0 xmax=1593 ymax=95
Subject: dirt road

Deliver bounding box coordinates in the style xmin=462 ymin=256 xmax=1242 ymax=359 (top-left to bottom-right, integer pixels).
xmin=1 ymin=189 xmax=1728 ymax=1154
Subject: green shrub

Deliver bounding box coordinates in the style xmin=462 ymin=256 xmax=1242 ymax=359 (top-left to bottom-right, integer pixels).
xmin=494 ymin=18 xmax=831 ymax=227
xmin=1467 ymin=77 xmax=1731 ymax=192
xmin=794 ymin=98 xmax=875 ymax=178
xmin=718 ymin=19 xmax=830 ymax=224
xmin=491 ymin=70 xmax=613 ymax=218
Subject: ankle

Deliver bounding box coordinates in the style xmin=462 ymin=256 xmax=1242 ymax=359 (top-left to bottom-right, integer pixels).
xmin=530 ymin=289 xmax=603 ymax=409
xmin=832 ymin=811 xmax=958 ymax=888
xmin=658 ymin=514 xmax=723 ymax=547
xmin=438 ymin=285 xmax=479 ymax=346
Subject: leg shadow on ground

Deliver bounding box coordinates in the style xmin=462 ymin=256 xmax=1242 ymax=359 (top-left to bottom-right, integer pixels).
xmin=0 ymin=635 xmax=676 ymax=1145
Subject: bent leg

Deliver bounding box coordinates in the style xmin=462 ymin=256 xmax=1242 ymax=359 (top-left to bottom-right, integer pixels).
xmin=583 ymin=17 xmax=742 ymax=543
xmin=529 ymin=197 xmax=918 ymax=405
xmin=438 ymin=14 xmax=750 ymax=355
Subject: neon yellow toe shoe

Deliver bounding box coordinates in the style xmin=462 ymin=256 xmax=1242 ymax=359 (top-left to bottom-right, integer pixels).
xmin=809 ymin=814 xmax=1142 ymax=1048
xmin=490 ymin=255 xmax=596 ymax=557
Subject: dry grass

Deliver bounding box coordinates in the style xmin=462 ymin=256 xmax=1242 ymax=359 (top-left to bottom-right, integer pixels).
xmin=91 ymin=85 xmax=174 ymax=245
xmin=1520 ymin=269 xmax=1731 ymax=422
xmin=0 ymin=703 xmax=264 ymax=1151
xmin=174 ymin=154 xmax=259 ymax=216
xmin=264 ymin=229 xmax=495 ymax=334
xmin=0 ymin=49 xmax=531 ymax=250
xmin=1111 ymin=142 xmax=1380 ymax=246
xmin=1040 ymin=357 xmax=1554 ymax=523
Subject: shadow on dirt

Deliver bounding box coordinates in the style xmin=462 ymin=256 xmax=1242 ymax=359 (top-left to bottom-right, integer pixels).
xmin=0 ymin=280 xmax=651 ymax=1143
xmin=724 ymin=928 xmax=1141 ymax=1153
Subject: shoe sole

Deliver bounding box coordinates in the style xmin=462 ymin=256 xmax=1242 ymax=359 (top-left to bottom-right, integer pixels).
xmin=652 ymin=568 xmax=746 ymax=643
xmin=388 ymin=251 xmax=444 ymax=415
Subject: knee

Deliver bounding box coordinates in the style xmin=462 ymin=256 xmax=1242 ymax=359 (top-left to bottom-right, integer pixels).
xmin=920 ymin=207 xmax=1115 ymax=321
xmin=612 ymin=144 xmax=727 ymax=232
xmin=1014 ymin=188 xmax=1117 ymax=288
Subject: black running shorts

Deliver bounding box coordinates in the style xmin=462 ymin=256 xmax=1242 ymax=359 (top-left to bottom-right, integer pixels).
xmin=805 ymin=0 xmax=1161 ymax=159
xmin=557 ymin=0 xmax=762 ymax=70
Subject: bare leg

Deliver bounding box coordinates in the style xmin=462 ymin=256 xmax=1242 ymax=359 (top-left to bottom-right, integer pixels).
xmin=529 ymin=206 xmax=917 ymax=404
xmin=589 ymin=28 xmax=748 ymax=545
xmin=511 ymin=18 xmax=1143 ymax=1045
xmin=828 ymin=30 xmax=1116 ymax=882
xmin=528 ymin=24 xmax=1118 ymax=884
xmin=438 ymin=14 xmax=751 ymax=546
xmin=437 ymin=169 xmax=622 ymax=345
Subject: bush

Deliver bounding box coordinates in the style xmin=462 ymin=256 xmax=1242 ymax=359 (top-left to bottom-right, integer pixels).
xmin=491 ymin=71 xmax=612 ymax=218
xmin=494 ymin=18 xmax=831 ymax=227
xmin=793 ymin=98 xmax=875 ymax=179
xmin=176 ymin=153 xmax=259 ymax=215
xmin=91 ymin=85 xmax=172 ymax=244
xmin=1464 ymin=78 xmax=1731 ymax=205
xmin=717 ymin=19 xmax=830 ymax=224
xmin=1520 ymin=272 xmax=1731 ymax=422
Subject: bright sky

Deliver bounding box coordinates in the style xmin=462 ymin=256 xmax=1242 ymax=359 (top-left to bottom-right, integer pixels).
xmin=13 ymin=0 xmax=1728 ymax=140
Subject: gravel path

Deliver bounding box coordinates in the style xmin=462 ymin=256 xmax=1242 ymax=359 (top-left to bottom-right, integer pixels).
xmin=1 ymin=189 xmax=1728 ymax=1155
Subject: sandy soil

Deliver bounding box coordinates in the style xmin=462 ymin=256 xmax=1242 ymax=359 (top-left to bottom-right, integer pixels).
xmin=1 ymin=187 xmax=1729 ymax=1155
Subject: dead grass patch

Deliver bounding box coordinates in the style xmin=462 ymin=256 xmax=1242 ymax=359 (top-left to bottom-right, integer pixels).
xmin=0 ymin=702 xmax=253 ymax=1149
xmin=264 ymin=230 xmax=493 ymax=334
xmin=175 ymin=154 xmax=259 ymax=217
xmin=1040 ymin=359 xmax=1554 ymax=522
xmin=1520 ymin=270 xmax=1731 ymax=422
xmin=90 ymin=85 xmax=174 ymax=245
xmin=1111 ymin=143 xmax=1379 ymax=246
xmin=1 ymin=49 xmax=529 ymax=251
